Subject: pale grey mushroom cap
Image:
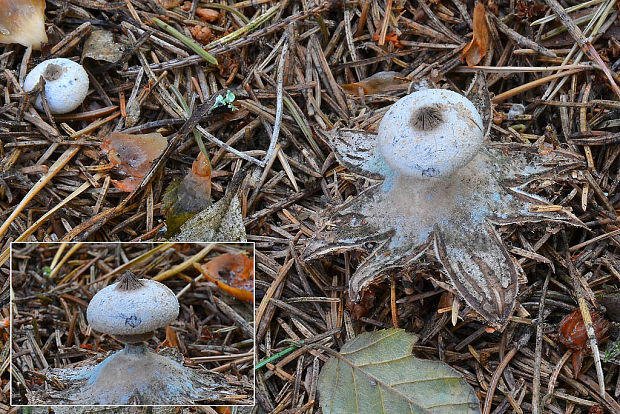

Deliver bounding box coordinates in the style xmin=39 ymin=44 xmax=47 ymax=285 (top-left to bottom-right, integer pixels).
xmin=23 ymin=58 xmax=89 ymax=114
xmin=376 ymin=89 xmax=484 ymax=179
xmin=87 ymin=274 xmax=179 ymax=337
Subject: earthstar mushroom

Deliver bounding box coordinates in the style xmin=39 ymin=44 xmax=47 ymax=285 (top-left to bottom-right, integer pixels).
xmin=23 ymin=58 xmax=89 ymax=114
xmin=305 ymin=80 xmax=582 ymax=330
xmin=39 ymin=271 xmax=241 ymax=405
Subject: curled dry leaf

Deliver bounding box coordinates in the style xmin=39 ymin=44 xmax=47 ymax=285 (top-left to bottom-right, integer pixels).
xmin=101 ymin=132 xmax=167 ymax=192
xmin=197 ymin=253 xmax=254 ymax=303
xmin=196 ymin=8 xmax=220 ymax=23
xmin=161 ymin=151 xmax=212 ymax=236
xmin=558 ymin=309 xmax=610 ymax=377
xmin=190 ymin=25 xmax=213 ymax=45
xmin=342 ymin=71 xmax=408 ymax=95
xmin=0 ymin=0 xmax=48 ymax=50
xmin=346 ymin=288 xmax=376 ymax=319
xmin=461 ymin=2 xmax=490 ymax=66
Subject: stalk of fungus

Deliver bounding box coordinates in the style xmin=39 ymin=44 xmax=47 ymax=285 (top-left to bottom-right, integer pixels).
xmin=0 ymin=0 xmax=48 ymax=50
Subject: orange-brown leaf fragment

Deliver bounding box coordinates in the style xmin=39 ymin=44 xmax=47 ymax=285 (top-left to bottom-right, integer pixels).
xmin=346 ymin=288 xmax=376 ymax=319
xmin=461 ymin=2 xmax=490 ymax=66
xmin=558 ymin=309 xmax=610 ymax=376
xmin=190 ymin=25 xmax=212 ymax=45
xmin=197 ymin=253 xmax=254 ymax=302
xmin=196 ymin=8 xmax=220 ymax=22
xmin=342 ymin=71 xmax=407 ymax=95
xmin=373 ymin=32 xmax=403 ymax=48
xmin=165 ymin=325 xmax=179 ymax=349
xmin=101 ymin=132 xmax=167 ymax=192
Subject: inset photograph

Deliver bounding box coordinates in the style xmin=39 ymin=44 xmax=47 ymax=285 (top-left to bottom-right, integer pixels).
xmin=10 ymin=242 xmax=254 ymax=406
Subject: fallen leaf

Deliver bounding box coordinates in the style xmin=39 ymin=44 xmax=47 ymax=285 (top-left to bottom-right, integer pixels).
xmin=168 ymin=168 xmax=247 ymax=242
xmin=318 ymin=329 xmax=480 ymax=413
xmin=461 ymin=2 xmax=490 ymax=66
xmin=157 ymin=0 xmax=180 ymax=9
xmin=161 ymin=151 xmax=212 ymax=236
xmin=202 ymin=253 xmax=253 ymax=289
xmin=196 ymin=253 xmax=254 ymax=302
xmin=196 ymin=8 xmax=220 ymax=22
xmin=190 ymin=25 xmax=213 ymax=45
xmin=82 ymin=30 xmax=124 ymax=64
xmin=101 ymin=132 xmax=167 ymax=192
xmin=165 ymin=325 xmax=179 ymax=349
xmin=346 ymin=287 xmax=376 ymax=319
xmin=558 ymin=309 xmax=610 ymax=376
xmin=342 ymin=71 xmax=408 ymax=95
xmin=0 ymin=0 xmax=48 ymax=50
xmin=437 ymin=291 xmax=454 ymax=313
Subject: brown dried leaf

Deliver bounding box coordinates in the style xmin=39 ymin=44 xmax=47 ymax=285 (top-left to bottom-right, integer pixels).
xmin=461 ymin=2 xmax=490 ymax=66
xmin=82 ymin=30 xmax=124 ymax=64
xmin=342 ymin=71 xmax=408 ymax=95
xmin=190 ymin=25 xmax=212 ymax=45
xmin=165 ymin=325 xmax=179 ymax=349
xmin=101 ymin=132 xmax=167 ymax=192
xmin=202 ymin=253 xmax=254 ymax=293
xmin=196 ymin=8 xmax=220 ymax=23
xmin=346 ymin=288 xmax=376 ymax=319
xmin=198 ymin=253 xmax=254 ymax=302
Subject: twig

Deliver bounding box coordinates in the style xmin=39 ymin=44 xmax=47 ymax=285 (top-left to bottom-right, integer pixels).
xmin=577 ymin=297 xmax=606 ymax=395
xmin=532 ymin=273 xmax=550 ymax=414
xmin=491 ymin=67 xmax=592 ymax=103
xmin=543 ymin=0 xmax=620 ymax=98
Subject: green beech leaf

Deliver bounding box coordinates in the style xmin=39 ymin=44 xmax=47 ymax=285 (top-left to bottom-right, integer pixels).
xmin=318 ymin=329 xmax=480 ymax=414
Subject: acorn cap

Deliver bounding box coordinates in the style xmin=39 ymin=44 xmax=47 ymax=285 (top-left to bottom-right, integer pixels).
xmin=87 ymin=272 xmax=179 ymax=337
xmin=376 ymin=89 xmax=484 ymax=179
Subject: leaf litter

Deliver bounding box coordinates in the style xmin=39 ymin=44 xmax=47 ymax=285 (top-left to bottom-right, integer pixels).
xmin=0 ymin=0 xmax=619 ymax=412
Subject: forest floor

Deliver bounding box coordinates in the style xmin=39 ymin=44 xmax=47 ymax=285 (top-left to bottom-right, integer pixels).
xmin=1 ymin=0 xmax=620 ymax=413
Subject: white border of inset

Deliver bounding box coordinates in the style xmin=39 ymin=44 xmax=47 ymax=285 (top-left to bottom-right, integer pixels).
xmin=9 ymin=241 xmax=256 ymax=407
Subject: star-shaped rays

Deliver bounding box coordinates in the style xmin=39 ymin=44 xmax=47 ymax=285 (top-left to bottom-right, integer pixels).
xmin=304 ymin=77 xmax=583 ymax=330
